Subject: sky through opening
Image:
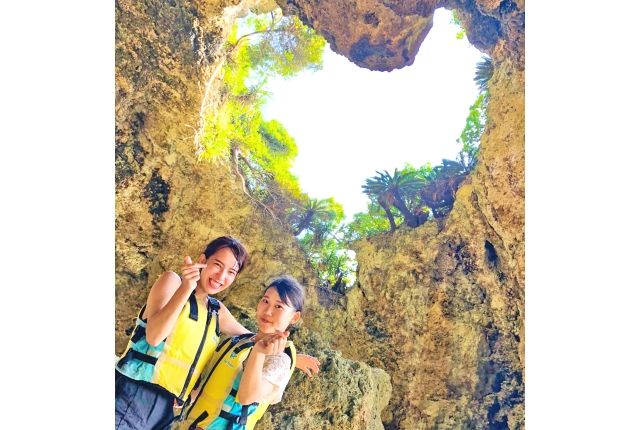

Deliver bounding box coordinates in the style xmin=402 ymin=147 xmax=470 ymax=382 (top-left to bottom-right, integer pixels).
xmin=262 ymin=9 xmax=485 ymax=220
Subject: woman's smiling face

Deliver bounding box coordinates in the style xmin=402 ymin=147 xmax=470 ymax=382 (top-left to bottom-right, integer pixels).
xmin=256 ymin=287 xmax=300 ymax=333
xmin=197 ymin=247 xmax=239 ymax=295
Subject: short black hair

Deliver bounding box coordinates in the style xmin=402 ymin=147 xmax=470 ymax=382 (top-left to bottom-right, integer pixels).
xmin=264 ymin=275 xmax=305 ymax=312
xmin=203 ymin=236 xmax=249 ymax=273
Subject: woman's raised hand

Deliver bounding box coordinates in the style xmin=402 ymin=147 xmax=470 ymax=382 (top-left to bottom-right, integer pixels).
xmin=295 ymin=354 xmax=321 ymax=378
xmin=181 ymin=256 xmax=207 ymax=291
xmin=254 ymin=331 xmax=288 ymax=356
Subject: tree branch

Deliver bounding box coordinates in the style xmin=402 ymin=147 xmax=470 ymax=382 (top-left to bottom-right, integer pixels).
xmin=230 ymin=145 xmax=283 ymax=225
xmin=231 ymin=27 xmax=290 ymax=50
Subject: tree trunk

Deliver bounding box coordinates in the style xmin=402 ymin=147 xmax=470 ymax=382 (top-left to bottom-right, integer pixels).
xmin=379 ymin=201 xmax=397 ymax=232
xmin=391 ymin=191 xmax=418 ymax=227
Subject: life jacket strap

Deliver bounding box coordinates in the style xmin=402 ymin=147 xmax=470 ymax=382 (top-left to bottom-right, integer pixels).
xmin=188 ymin=294 xmax=199 ymax=321
xmin=130 ymin=325 xmax=146 ymax=343
xmin=208 ymin=297 xmax=221 ymax=313
xmin=138 ymin=304 xmax=147 ymax=321
xmin=231 ymin=333 xmax=255 ymax=347
xmin=233 ymin=341 xmax=254 ymax=356
xmin=117 ymin=348 xmax=158 ymax=367
xmin=188 ymin=410 xmax=208 ymax=430
xmin=208 ymin=297 xmax=221 ymax=337
xmin=219 ymin=405 xmax=252 ymax=427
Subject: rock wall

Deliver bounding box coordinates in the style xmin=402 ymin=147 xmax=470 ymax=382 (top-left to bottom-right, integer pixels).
xmin=275 ymin=1 xmax=524 ymax=428
xmin=115 ymin=0 xmax=391 ymax=428
xmin=115 ymin=0 xmax=524 ymax=428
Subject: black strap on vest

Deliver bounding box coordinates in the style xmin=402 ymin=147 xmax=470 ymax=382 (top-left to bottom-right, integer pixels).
xmin=231 ymin=332 xmax=255 ymax=347
xmin=130 ymin=325 xmax=146 ymax=343
xmin=138 ymin=304 xmax=147 ymax=322
xmin=208 ymin=297 xmax=221 ymax=337
xmin=215 ymin=335 xmax=234 ymax=353
xmin=189 ymin=410 xmax=209 ymax=430
xmin=184 ymin=333 xmax=257 ymax=421
xmin=208 ymin=297 xmax=220 ymax=313
xmin=117 ymin=348 xmax=158 ymax=367
xmin=233 ymin=341 xmax=254 ymax=355
xmin=219 ymin=404 xmax=253 ymax=429
xmin=188 ymin=294 xmax=199 ymax=321
xmin=219 ymin=341 xmax=257 ymax=429
xmin=123 ymin=305 xmax=147 ymax=338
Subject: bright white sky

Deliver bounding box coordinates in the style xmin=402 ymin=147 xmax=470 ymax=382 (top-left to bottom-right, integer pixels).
xmin=262 ymin=8 xmax=484 ymax=221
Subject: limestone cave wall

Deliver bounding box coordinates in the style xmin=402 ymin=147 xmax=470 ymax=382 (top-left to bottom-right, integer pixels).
xmin=115 ymin=0 xmax=524 ymax=428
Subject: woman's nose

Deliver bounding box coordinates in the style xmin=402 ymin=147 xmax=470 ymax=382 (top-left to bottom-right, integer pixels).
xmin=213 ymin=272 xmax=226 ymax=284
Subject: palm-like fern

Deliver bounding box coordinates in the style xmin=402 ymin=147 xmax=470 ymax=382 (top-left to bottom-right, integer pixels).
xmin=419 ymin=159 xmax=467 ymax=217
xmin=362 ymin=169 xmax=425 ymax=230
xmin=291 ymin=198 xmax=333 ymax=236
xmin=474 ymin=56 xmax=493 ymax=93
xmin=428 ymin=159 xmax=467 ymax=179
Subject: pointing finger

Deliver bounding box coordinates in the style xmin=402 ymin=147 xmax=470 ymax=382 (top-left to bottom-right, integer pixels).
xmin=182 ymin=264 xmax=207 ymax=271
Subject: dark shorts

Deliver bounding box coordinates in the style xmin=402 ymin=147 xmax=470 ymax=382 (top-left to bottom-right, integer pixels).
xmin=115 ymin=371 xmax=176 ymax=430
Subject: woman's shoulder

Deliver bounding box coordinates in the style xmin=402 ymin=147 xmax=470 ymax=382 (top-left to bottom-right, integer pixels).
xmin=152 ymin=271 xmax=182 ymax=287
xmin=162 ymin=271 xmax=182 ymax=281
xmin=262 ymin=351 xmax=293 ymax=404
xmin=147 ymin=272 xmax=182 ymax=300
xmin=263 ymin=351 xmax=292 ymax=374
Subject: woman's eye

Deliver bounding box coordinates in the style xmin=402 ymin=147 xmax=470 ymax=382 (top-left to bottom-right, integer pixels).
xmin=276 ymin=305 xmax=283 ymax=309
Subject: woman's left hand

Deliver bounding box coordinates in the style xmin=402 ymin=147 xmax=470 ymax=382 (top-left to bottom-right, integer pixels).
xmin=296 ymin=354 xmax=321 ymax=378
xmin=254 ymin=331 xmax=288 ymax=356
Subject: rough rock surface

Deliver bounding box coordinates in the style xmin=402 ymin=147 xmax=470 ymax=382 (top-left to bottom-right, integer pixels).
xmin=115 ymin=0 xmax=524 ymax=428
xmin=276 ymin=0 xmax=438 ymax=71
xmin=298 ymin=1 xmax=524 ymax=426
xmin=116 ymin=1 xmax=392 ymax=428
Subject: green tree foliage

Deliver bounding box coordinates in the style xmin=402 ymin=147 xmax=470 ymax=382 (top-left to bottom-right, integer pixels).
xmin=298 ymin=233 xmax=356 ymax=294
xmin=398 ymin=163 xmax=432 ymax=207
xmin=428 ymin=159 xmax=467 ymax=179
xmin=344 ymin=25 xmax=491 ymax=237
xmin=362 ymin=169 xmax=426 ymax=229
xmin=196 ymin=10 xmax=359 ymax=294
xmin=201 ymin=96 xmax=303 ymax=199
xmin=456 ymin=92 xmax=486 ymax=171
xmin=292 ymin=196 xmax=356 ymax=293
xmin=344 ymin=202 xmax=395 ymax=241
xmin=230 ymin=12 xmax=325 ymax=81
xmin=289 ymin=197 xmax=344 ymax=237
xmin=355 ymin=157 xmax=473 ymax=232
xmin=256 ymin=120 xmax=300 ymax=196
xmin=199 ymin=10 xmax=325 ymax=207
xmin=450 ymin=10 xmax=466 ymax=40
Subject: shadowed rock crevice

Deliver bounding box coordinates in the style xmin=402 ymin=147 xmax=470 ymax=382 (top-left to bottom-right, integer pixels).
xmin=115 ymin=111 xmax=148 ymax=187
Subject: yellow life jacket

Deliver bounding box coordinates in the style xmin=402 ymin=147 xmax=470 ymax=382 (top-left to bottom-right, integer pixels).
xmin=115 ymin=294 xmax=221 ymax=402
xmin=177 ymin=334 xmax=296 ymax=430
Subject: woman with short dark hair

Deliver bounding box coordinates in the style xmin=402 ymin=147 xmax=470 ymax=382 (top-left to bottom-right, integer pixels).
xmin=115 ymin=237 xmax=319 ymax=430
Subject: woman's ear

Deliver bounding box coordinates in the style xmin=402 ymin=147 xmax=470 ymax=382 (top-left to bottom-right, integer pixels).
xmin=289 ymin=311 xmax=301 ymax=326
xmin=198 ymin=254 xmax=207 ymax=264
